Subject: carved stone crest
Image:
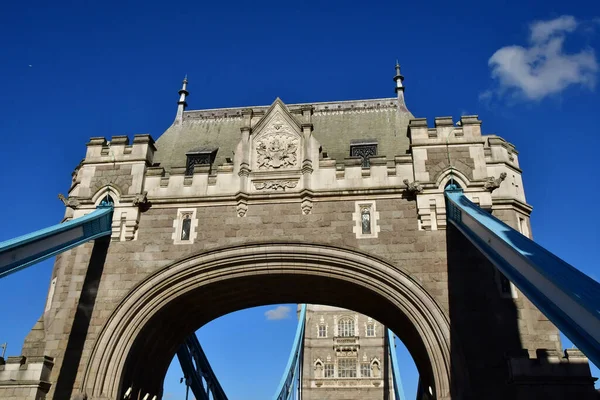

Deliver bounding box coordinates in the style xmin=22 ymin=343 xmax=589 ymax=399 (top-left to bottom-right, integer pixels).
xmin=256 ymin=133 xmax=298 ymax=170
xmin=254 ymin=112 xmax=300 ymax=170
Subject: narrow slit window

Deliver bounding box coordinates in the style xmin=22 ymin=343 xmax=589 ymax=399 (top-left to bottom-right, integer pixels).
xmin=361 ymin=206 xmax=371 ymax=235
xmin=499 ymin=271 xmax=511 ymax=295
xmin=181 ymin=215 xmax=192 ymax=241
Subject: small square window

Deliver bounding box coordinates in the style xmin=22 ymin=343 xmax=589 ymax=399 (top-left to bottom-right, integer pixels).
xmin=338 ymin=358 xmax=357 ymax=378
xmin=366 ymin=324 xmax=375 ymax=337
xmin=185 ymin=147 xmax=218 ymax=176
xmin=318 ymin=325 xmax=327 ymax=338
xmin=350 ymin=141 xmax=377 ymax=168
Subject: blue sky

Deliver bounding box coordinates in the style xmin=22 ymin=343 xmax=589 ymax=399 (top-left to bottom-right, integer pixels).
xmin=0 ymin=0 xmax=599 ymax=398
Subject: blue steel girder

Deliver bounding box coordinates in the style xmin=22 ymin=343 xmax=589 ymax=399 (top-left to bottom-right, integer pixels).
xmin=177 ymin=334 xmax=228 ymax=400
xmin=0 ymin=205 xmax=113 ymax=279
xmin=272 ymin=304 xmax=307 ymax=400
xmin=387 ymin=329 xmax=407 ymax=400
xmin=445 ymin=188 xmax=600 ymax=368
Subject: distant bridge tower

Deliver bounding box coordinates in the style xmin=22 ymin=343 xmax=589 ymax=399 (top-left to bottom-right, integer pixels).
xmin=301 ymin=305 xmax=396 ymax=399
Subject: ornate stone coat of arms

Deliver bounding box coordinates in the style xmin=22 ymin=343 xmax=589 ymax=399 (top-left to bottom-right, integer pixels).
xmin=256 ymin=133 xmax=298 ymax=169
xmin=254 ymin=112 xmax=300 ymax=170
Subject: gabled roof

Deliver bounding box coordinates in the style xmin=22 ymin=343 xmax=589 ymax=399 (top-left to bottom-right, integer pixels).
xmin=153 ymin=97 xmax=413 ymax=171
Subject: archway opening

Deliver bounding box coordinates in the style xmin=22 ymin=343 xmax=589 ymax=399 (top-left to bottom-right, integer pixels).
xmin=162 ymin=304 xmax=422 ymax=399
xmin=83 ymin=244 xmax=461 ymax=400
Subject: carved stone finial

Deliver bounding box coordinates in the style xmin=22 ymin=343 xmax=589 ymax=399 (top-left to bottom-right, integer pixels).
xmin=58 ymin=194 xmax=80 ymax=209
xmin=403 ymin=179 xmax=423 ymax=194
xmin=484 ymin=172 xmax=507 ymax=192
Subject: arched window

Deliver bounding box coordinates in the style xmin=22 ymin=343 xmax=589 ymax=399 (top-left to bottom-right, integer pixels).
xmin=366 ymin=322 xmax=375 ymax=337
xmin=100 ymin=194 xmax=114 ymax=206
xmin=338 ymin=317 xmax=355 ymax=337
xmin=444 ymin=180 xmax=462 ymax=190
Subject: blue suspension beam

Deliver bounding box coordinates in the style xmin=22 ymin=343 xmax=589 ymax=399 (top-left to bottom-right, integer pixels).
xmin=0 ymin=204 xmax=113 ymax=279
xmin=387 ymin=329 xmax=407 ymax=400
xmin=272 ymin=304 xmax=307 ymax=400
xmin=445 ymin=187 xmax=600 ymax=368
xmin=177 ymin=334 xmax=228 ymax=400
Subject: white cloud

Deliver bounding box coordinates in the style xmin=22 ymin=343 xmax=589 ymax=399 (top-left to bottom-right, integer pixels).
xmin=265 ymin=305 xmax=291 ymax=320
xmin=484 ymin=16 xmax=598 ymax=101
xmin=530 ymin=15 xmax=577 ymax=43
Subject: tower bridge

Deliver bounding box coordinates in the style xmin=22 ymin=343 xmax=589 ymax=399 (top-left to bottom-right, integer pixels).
xmin=0 ymin=65 xmax=599 ymax=400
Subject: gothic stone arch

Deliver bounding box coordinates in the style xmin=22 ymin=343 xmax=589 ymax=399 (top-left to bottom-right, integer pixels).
xmin=82 ymin=243 xmax=463 ymax=400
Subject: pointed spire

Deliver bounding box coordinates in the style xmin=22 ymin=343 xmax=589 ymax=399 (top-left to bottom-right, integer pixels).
xmin=393 ymin=61 xmax=404 ymax=93
xmin=393 ymin=62 xmax=408 ymax=112
xmin=175 ymin=75 xmax=189 ymax=124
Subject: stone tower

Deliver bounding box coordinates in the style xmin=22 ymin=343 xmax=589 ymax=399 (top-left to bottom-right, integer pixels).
xmin=0 ymin=67 xmax=597 ymax=400
xmin=301 ymin=305 xmax=395 ymax=400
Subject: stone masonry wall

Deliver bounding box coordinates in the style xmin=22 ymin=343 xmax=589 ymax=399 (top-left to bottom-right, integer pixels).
xmin=39 ymin=194 xmax=567 ymax=399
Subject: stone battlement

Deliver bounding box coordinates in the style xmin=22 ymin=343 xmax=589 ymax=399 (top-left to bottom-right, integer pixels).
xmin=85 ymin=134 xmax=156 ymax=165
xmin=0 ymin=355 xmax=53 ymax=399
xmin=64 ymin=110 xmax=527 ymax=236
xmin=508 ymin=349 xmax=595 ymax=382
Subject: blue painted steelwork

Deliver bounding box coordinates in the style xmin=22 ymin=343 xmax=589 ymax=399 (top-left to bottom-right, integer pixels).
xmin=177 ymin=333 xmax=228 ymax=400
xmin=445 ymin=187 xmax=600 ymax=368
xmin=272 ymin=304 xmax=307 ymax=400
xmin=0 ymin=204 xmax=113 ymax=279
xmin=387 ymin=329 xmax=407 ymax=400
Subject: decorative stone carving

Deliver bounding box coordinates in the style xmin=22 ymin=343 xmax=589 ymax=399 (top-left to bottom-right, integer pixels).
xmin=403 ymin=179 xmax=423 ymax=194
xmin=371 ymin=359 xmax=381 ymax=378
xmin=314 ymin=359 xmax=323 ymax=378
xmin=256 ymin=133 xmax=299 ymax=170
xmin=237 ymin=202 xmax=248 ymax=217
xmin=132 ymin=191 xmax=149 ymax=208
xmin=350 ymin=143 xmax=377 ymax=167
xmin=58 ymin=193 xmax=80 ymax=209
xmin=301 ymin=198 xmax=313 ymax=215
xmin=254 ymin=111 xmax=301 ymax=170
xmin=254 ymin=180 xmax=298 ymax=191
xmin=484 ymin=172 xmax=507 ymax=192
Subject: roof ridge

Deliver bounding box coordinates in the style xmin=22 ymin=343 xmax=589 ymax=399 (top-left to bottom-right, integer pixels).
xmin=183 ymin=97 xmax=399 ymax=115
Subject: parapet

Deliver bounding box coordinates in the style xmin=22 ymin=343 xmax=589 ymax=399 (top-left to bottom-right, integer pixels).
xmin=508 ymin=349 xmax=596 ymax=384
xmin=409 ymin=115 xmax=483 ymax=143
xmin=85 ymin=134 xmax=156 ymax=165
xmin=0 ymin=355 xmax=53 ymax=384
